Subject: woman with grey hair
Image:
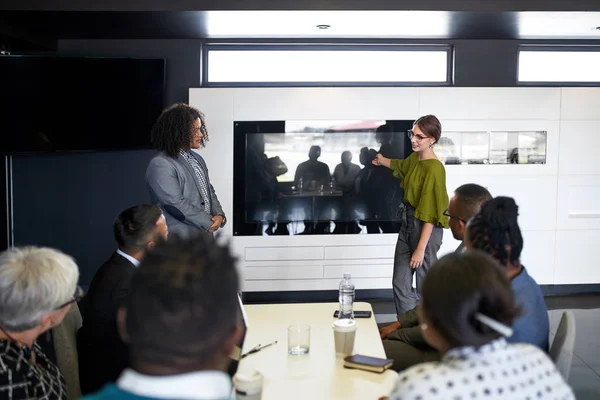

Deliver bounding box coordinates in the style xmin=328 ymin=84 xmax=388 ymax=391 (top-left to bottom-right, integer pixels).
xmin=0 ymin=246 xmax=82 ymax=400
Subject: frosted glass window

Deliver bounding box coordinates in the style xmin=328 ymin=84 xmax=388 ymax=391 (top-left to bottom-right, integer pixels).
xmin=440 ymin=131 xmax=546 ymax=165
xmin=519 ymin=51 xmax=600 ymax=82
xmin=207 ymin=50 xmax=448 ymax=83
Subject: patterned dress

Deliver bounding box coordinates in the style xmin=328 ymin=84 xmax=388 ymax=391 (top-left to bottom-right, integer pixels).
xmin=388 ymin=338 xmax=574 ymax=400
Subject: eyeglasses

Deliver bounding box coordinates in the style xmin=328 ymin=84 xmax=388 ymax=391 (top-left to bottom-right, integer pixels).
xmin=443 ymin=209 xmax=466 ymax=223
xmin=407 ymin=130 xmax=428 ymax=142
xmin=55 ymin=286 xmax=84 ymax=310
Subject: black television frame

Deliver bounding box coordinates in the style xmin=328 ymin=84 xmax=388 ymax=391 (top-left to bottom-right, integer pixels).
xmin=0 ymin=55 xmax=166 ymax=155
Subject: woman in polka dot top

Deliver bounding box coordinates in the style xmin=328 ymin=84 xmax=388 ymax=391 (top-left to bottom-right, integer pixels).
xmin=387 ymin=251 xmax=574 ymax=400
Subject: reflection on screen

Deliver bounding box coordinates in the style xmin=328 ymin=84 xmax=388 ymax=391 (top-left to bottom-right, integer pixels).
xmin=241 ymin=120 xmax=414 ymax=235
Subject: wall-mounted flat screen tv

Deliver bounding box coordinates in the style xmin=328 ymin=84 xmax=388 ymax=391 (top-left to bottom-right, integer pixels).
xmin=233 ymin=119 xmax=415 ymax=236
xmin=0 ymin=55 xmax=165 ymax=153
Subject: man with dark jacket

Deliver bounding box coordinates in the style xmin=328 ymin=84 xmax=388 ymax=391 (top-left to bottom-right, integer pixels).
xmin=81 ymin=235 xmax=242 ymax=400
xmin=78 ymin=205 xmax=168 ymax=394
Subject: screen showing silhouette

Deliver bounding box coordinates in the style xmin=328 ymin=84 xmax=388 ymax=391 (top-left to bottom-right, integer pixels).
xmin=233 ymin=120 xmax=415 ymax=236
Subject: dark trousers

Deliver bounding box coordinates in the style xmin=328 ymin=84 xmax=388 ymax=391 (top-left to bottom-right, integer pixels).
xmin=393 ymin=204 xmax=443 ymax=315
xmin=378 ymin=322 xmax=441 ymax=372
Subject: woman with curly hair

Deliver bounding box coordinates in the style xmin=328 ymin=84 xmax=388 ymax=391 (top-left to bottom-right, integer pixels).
xmin=145 ymin=103 xmax=226 ymax=239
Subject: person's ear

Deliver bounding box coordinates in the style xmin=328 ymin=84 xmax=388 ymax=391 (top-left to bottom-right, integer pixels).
xmin=147 ymin=231 xmax=163 ymax=249
xmin=39 ymin=307 xmax=68 ymax=334
xmin=40 ymin=313 xmax=54 ymax=332
xmin=221 ymin=324 xmax=244 ymax=357
xmin=117 ymin=307 xmax=130 ymax=344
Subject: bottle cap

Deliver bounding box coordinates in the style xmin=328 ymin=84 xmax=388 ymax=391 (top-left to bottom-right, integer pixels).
xmin=343 ymin=273 xmax=351 ymax=279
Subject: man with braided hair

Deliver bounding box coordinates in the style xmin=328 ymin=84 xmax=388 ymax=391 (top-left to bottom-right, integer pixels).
xmin=146 ymin=103 xmax=226 ymax=240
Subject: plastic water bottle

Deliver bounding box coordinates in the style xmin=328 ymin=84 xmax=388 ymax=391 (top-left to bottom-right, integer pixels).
xmin=329 ymin=177 xmax=336 ymax=194
xmin=338 ymin=273 xmax=355 ymax=319
xmin=298 ymin=177 xmax=304 ymax=193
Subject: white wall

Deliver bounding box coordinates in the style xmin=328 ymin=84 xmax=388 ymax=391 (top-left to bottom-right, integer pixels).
xmin=189 ymin=87 xmax=600 ymax=291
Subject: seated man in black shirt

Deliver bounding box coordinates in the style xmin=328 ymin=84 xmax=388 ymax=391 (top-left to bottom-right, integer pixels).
xmin=333 ymin=151 xmax=361 ymax=193
xmin=294 ymin=145 xmax=332 ymax=234
xmin=77 ymin=205 xmax=168 ymax=394
xmin=294 ymin=145 xmax=331 ymax=190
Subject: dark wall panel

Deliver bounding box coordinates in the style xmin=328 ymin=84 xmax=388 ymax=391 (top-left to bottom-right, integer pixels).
xmin=453 ymin=40 xmax=519 ymax=86
xmin=12 ymin=150 xmax=156 ymax=285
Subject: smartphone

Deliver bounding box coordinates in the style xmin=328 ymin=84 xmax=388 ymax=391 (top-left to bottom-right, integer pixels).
xmin=333 ymin=310 xmax=372 ymax=318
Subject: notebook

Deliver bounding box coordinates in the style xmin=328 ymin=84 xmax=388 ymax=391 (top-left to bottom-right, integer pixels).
xmin=343 ymin=354 xmax=394 ymax=373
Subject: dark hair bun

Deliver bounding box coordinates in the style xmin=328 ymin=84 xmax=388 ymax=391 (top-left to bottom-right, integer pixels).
xmin=480 ymin=196 xmax=518 ymax=230
xmin=467 ymin=196 xmax=524 ymax=267
xmin=493 ymin=196 xmax=519 ymax=216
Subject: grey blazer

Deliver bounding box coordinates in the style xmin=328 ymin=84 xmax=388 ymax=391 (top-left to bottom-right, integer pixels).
xmin=145 ymin=152 xmax=225 ymax=238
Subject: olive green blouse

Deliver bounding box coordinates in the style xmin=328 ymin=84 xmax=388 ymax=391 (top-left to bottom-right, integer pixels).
xmin=389 ymin=152 xmax=449 ymax=228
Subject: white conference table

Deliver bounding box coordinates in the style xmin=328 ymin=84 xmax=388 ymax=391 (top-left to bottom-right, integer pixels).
xmin=237 ymin=302 xmax=398 ymax=400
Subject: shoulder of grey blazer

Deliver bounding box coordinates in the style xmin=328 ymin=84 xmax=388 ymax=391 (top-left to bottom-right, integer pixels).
xmin=153 ymin=152 xmax=175 ymax=162
xmin=146 ymin=154 xmax=182 ymax=184
xmin=149 ymin=153 xmax=180 ymax=169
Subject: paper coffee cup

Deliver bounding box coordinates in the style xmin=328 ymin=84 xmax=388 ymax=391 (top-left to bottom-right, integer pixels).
xmin=233 ymin=370 xmax=263 ymax=400
xmin=333 ymin=319 xmax=357 ymax=356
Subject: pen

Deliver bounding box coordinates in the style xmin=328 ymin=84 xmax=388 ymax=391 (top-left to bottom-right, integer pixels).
xmin=247 ymin=343 xmax=261 ymax=352
xmin=241 ymin=341 xmax=278 ymax=359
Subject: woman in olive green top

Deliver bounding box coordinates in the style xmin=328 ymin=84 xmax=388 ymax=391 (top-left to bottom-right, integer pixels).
xmin=373 ymin=115 xmax=449 ymax=315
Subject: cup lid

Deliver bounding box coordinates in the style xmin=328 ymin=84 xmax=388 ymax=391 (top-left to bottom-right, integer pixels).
xmin=333 ymin=319 xmax=357 ymax=328
xmin=233 ymin=370 xmax=263 ymax=392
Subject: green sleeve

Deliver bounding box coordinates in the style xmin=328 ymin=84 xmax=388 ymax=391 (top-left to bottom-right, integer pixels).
xmin=389 ymin=158 xmax=404 ymax=180
xmin=413 ymin=165 xmax=450 ymax=228
xmin=390 ymin=152 xmax=417 ymax=180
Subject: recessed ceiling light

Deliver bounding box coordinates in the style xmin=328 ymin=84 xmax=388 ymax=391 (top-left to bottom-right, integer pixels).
xmin=316 ymin=24 xmax=331 ymax=30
